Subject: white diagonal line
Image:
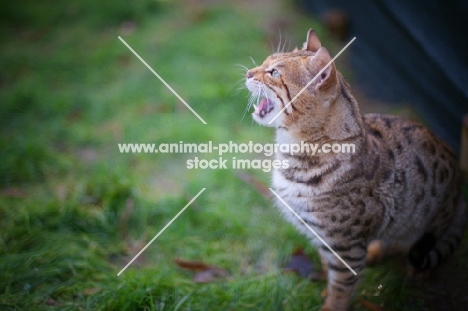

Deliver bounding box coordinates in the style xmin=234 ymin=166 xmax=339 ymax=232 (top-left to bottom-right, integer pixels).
xmin=268 ymin=37 xmax=356 ymax=124
xmin=118 ymin=36 xmax=207 ymax=125
xmin=117 ymin=188 xmax=206 ymax=276
xmin=269 ymin=188 xmax=357 ymax=275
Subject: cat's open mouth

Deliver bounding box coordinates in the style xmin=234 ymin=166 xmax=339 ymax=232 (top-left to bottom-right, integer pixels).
xmin=254 ymin=98 xmax=275 ymax=118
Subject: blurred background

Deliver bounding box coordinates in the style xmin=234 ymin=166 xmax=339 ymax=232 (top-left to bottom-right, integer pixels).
xmin=300 ymin=0 xmax=468 ymax=152
xmin=1 ymin=0 xmax=466 ymax=310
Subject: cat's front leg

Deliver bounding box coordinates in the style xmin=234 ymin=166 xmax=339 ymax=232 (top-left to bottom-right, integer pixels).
xmin=320 ymin=245 xmax=366 ymax=311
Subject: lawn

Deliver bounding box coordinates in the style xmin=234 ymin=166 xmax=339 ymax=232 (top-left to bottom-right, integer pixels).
xmin=1 ymin=0 xmax=466 ymax=310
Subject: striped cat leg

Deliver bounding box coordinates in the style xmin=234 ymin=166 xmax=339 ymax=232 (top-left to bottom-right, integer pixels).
xmin=319 ymin=253 xmax=329 ymax=298
xmin=320 ymin=244 xmax=366 ymax=311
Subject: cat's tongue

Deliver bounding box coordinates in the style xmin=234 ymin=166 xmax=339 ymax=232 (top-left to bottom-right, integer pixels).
xmin=257 ymin=98 xmax=274 ymax=117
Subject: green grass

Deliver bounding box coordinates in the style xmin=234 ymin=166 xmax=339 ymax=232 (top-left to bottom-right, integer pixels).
xmin=1 ymin=1 xmax=466 ymax=310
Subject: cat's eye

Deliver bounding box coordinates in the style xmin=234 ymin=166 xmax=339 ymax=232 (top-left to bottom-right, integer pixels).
xmin=270 ymin=68 xmax=280 ymax=77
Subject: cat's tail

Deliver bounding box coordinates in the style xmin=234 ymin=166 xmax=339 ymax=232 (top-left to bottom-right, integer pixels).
xmin=408 ymin=193 xmax=467 ymax=270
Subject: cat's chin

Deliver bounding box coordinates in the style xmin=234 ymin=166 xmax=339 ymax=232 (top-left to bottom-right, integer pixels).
xmin=252 ymin=98 xmax=280 ymax=127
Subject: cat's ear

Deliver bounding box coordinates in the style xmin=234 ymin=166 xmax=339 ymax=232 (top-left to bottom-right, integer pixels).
xmin=305 ymin=28 xmax=321 ymax=52
xmin=314 ymin=62 xmax=335 ymax=91
xmin=309 ymin=48 xmax=336 ymax=92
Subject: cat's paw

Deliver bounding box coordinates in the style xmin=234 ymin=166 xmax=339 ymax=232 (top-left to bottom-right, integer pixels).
xmin=366 ymin=240 xmax=384 ymax=265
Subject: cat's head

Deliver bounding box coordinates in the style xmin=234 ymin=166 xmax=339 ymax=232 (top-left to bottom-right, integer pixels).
xmin=245 ymin=29 xmax=338 ymax=130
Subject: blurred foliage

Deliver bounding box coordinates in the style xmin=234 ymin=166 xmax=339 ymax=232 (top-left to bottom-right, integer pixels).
xmin=0 ymin=0 xmax=161 ymax=28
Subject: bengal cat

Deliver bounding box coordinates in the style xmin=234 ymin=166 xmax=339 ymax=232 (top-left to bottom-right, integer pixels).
xmin=245 ymin=29 xmax=466 ymax=310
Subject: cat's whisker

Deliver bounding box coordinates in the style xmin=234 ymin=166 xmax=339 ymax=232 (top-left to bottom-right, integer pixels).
xmin=242 ymin=107 xmax=251 ymax=120
xmin=281 ymin=36 xmax=285 ymax=53
xmin=234 ymin=77 xmax=246 ymax=87
xmin=268 ymin=38 xmax=275 ymax=55
xmin=233 ymin=86 xmax=247 ymax=95
xmin=234 ymin=63 xmax=250 ymax=72
xmin=242 ymin=99 xmax=251 ymax=120
xmin=281 ymin=35 xmax=290 ymax=53
xmin=261 ymin=84 xmax=269 ymax=101
xmin=235 ymin=85 xmax=246 ymax=93
xmin=228 ymin=77 xmax=248 ymax=96
xmin=248 ymin=56 xmax=257 ymax=66
xmin=247 ymin=91 xmax=258 ymax=107
xmin=277 ymin=30 xmax=282 ymax=54
xmin=243 ymin=91 xmax=260 ymax=120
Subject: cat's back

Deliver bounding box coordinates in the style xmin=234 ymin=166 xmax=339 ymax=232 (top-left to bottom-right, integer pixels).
xmin=362 ymin=113 xmax=460 ymax=231
xmin=362 ymin=113 xmax=457 ymax=167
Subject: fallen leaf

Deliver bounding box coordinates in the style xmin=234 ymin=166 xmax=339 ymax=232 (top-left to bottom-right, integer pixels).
xmin=174 ymin=259 xmax=210 ymax=271
xmin=358 ymin=297 xmax=385 ymax=311
xmin=174 ymin=259 xmax=229 ymax=283
xmin=192 ymin=268 xmax=227 ymax=283
xmin=283 ymin=247 xmax=317 ymax=279
xmin=193 ymin=270 xmax=214 ymax=283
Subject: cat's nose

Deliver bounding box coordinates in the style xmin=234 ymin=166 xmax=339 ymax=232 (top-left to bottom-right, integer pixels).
xmin=246 ymin=70 xmax=253 ymax=79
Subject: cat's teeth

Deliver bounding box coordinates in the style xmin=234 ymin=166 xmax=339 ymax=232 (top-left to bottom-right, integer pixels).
xmin=253 ymin=104 xmax=258 ymax=110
